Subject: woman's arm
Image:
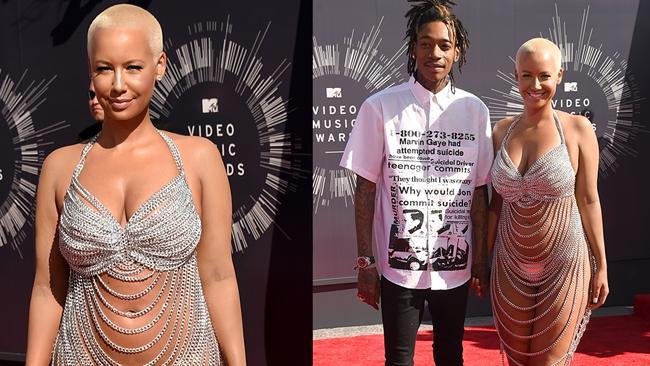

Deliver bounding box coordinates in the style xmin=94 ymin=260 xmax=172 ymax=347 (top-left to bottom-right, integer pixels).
xmin=26 ymin=151 xmax=70 ymax=365
xmin=470 ymin=185 xmax=489 ymax=297
xmin=573 ymin=115 xmax=609 ymax=309
xmin=487 ymin=119 xmax=509 ymax=259
xmin=193 ymin=138 xmax=246 ymax=366
xmin=487 ymin=190 xmax=502 ymax=262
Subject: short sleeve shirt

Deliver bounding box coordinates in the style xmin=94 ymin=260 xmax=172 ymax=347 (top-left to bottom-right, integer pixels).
xmin=340 ymin=78 xmax=493 ymax=290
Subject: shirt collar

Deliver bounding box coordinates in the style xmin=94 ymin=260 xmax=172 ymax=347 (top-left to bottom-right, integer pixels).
xmin=408 ymin=76 xmax=453 ymax=111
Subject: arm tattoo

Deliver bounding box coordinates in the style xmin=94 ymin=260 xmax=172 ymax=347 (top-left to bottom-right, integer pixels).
xmin=354 ymin=175 xmax=376 ymax=257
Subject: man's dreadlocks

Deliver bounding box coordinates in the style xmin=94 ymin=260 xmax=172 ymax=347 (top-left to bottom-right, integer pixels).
xmin=405 ymin=0 xmax=470 ymax=87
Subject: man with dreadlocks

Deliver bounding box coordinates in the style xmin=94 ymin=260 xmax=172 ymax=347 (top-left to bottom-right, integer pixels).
xmin=341 ymin=1 xmax=492 ymax=364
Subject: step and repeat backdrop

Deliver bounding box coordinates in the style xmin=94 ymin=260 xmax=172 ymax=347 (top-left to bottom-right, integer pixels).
xmin=313 ymin=0 xmax=650 ymax=314
xmin=0 ymin=1 xmax=311 ymax=364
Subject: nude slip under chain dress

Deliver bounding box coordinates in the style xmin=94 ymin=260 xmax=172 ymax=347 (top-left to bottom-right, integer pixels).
xmin=490 ymin=112 xmax=594 ymax=366
xmin=52 ymin=130 xmax=223 ymax=365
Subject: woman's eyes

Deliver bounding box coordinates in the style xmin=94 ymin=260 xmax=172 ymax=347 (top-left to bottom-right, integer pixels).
xmin=95 ymin=65 xmax=143 ymax=72
xmin=521 ymin=74 xmax=551 ymax=79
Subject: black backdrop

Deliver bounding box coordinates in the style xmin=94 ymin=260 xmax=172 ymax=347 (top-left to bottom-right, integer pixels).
xmin=0 ymin=1 xmax=312 ymax=365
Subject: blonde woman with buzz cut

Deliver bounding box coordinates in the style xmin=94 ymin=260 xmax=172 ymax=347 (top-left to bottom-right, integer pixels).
xmin=26 ymin=4 xmax=245 ymax=365
xmin=488 ymin=38 xmax=609 ymax=366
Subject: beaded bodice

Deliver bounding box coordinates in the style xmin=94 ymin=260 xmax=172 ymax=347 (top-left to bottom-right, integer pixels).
xmin=491 ymin=112 xmax=575 ymax=203
xmin=52 ymin=130 xmax=222 ymax=365
xmin=59 ymin=130 xmax=201 ymax=276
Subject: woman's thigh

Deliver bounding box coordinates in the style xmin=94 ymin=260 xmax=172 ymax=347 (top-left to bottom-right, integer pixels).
xmin=528 ymin=250 xmax=591 ymax=366
xmin=492 ymin=254 xmax=537 ymax=366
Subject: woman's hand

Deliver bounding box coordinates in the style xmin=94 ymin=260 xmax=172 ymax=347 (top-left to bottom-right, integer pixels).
xmin=471 ymin=260 xmax=489 ymax=298
xmin=590 ymin=267 xmax=609 ymax=310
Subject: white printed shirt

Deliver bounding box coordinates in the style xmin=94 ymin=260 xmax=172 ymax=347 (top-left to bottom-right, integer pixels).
xmin=341 ymin=77 xmax=493 ymax=290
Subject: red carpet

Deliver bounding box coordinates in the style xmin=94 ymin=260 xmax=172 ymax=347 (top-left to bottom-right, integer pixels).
xmin=313 ymin=315 xmax=650 ymax=365
xmin=635 ymin=295 xmax=650 ymax=320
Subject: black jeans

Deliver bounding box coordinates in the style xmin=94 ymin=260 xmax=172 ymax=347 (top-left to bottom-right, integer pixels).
xmin=381 ymin=276 xmax=470 ymax=366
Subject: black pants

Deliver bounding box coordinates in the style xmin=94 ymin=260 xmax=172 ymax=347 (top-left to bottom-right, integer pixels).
xmin=381 ymin=276 xmax=470 ymax=366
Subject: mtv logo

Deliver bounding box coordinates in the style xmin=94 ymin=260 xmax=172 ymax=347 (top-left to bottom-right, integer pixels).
xmin=326 ymin=87 xmax=342 ymax=98
xmin=202 ymin=98 xmax=219 ymax=113
xmin=564 ymin=82 xmax=578 ymax=92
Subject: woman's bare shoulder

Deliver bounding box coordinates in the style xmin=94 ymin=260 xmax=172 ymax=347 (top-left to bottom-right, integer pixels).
xmin=40 ymin=143 xmax=86 ymax=195
xmin=164 ymin=132 xmax=223 ymax=173
xmin=494 ymin=116 xmax=517 ymax=130
xmin=556 ymin=110 xmax=593 ymax=132
xmin=42 ymin=143 xmax=85 ymax=175
xmin=492 ymin=116 xmax=517 ymax=147
xmin=555 ymin=110 xmax=595 ymax=146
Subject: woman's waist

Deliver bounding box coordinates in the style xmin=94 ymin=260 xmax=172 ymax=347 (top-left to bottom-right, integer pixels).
xmin=57 ymin=282 xmax=217 ymax=366
xmin=495 ymin=217 xmax=587 ymax=256
xmin=496 ymin=201 xmax=584 ymax=247
xmin=68 ymin=258 xmax=200 ymax=306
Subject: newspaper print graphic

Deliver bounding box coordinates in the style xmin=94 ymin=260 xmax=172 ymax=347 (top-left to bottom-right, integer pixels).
xmin=386 ymin=123 xmax=477 ymax=272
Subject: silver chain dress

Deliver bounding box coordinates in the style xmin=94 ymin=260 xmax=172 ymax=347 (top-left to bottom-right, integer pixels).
xmin=490 ymin=112 xmax=593 ymax=366
xmin=52 ymin=130 xmax=223 ymax=365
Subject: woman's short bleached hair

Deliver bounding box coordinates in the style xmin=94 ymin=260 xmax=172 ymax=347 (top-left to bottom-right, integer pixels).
xmin=516 ymin=38 xmax=562 ymax=71
xmin=87 ymin=4 xmax=163 ymax=57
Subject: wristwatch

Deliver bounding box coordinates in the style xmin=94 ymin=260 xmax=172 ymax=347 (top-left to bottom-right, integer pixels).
xmin=354 ymin=256 xmax=376 ymax=270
